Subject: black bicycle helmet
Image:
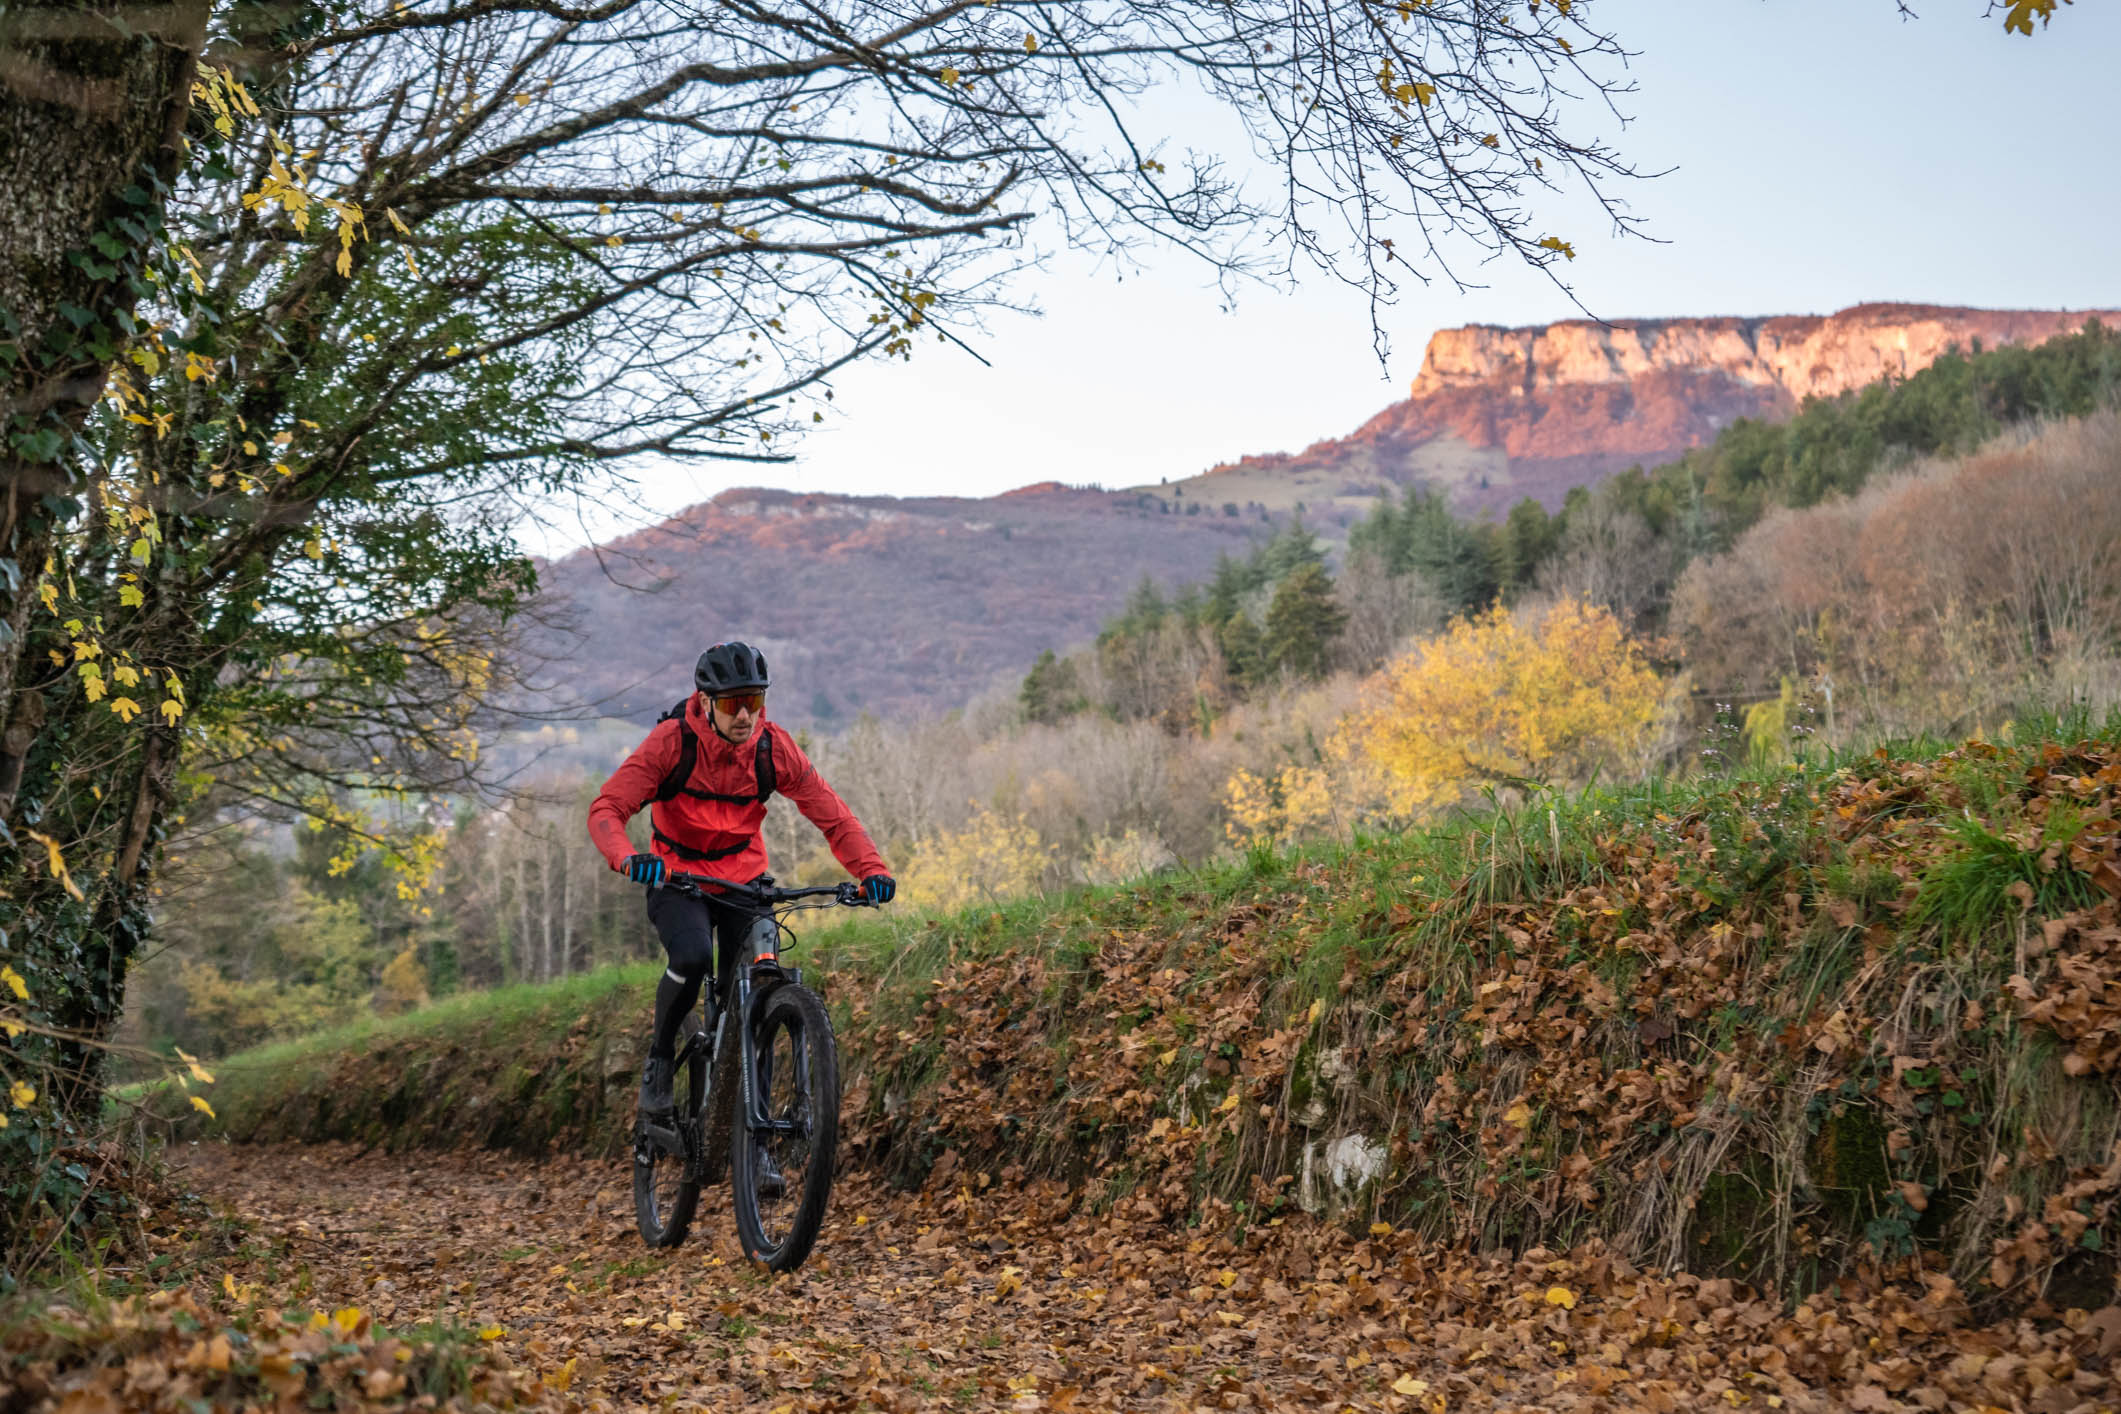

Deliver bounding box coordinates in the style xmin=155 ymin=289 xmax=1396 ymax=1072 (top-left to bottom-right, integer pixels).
xmin=695 ymin=641 xmax=770 ymax=695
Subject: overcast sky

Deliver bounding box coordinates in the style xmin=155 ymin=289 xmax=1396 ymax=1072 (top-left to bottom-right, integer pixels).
xmin=527 ymin=0 xmax=2121 ymax=555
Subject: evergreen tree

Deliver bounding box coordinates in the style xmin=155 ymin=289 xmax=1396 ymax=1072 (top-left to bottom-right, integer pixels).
xmin=1020 ymin=649 xmax=1085 ymax=725
xmin=1500 ymin=497 xmax=1560 ymax=590
xmin=1219 ymin=612 xmax=1268 ymax=691
xmin=1264 ymin=564 xmax=1348 ymax=681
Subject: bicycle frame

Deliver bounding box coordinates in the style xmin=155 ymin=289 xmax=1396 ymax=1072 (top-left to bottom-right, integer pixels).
xmin=687 ymin=905 xmax=810 ymax=1183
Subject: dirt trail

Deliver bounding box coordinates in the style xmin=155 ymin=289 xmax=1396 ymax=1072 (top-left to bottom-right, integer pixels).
xmin=153 ymin=1142 xmax=2114 ymax=1414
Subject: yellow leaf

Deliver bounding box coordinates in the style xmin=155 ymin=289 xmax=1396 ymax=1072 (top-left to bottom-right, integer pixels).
xmin=25 ymin=830 xmax=84 ymax=899
xmin=111 ymin=696 xmax=142 ymax=723
xmin=82 ymin=675 xmax=105 ymax=703
xmin=10 ymin=1081 xmax=36 ymax=1107
xmin=1023 ymin=33 xmax=1038 ymax=51
xmin=336 ymin=247 xmax=352 ymax=277
xmin=604 ymin=234 xmax=622 ymax=247
xmin=1537 ymin=235 xmax=1576 ymax=261
xmin=994 ymin=1267 xmax=1023 ymax=1298
xmin=478 ymin=1325 xmax=504 ymax=1341
xmin=190 ymin=1094 xmax=215 ymax=1119
xmin=1504 ymin=1101 xmax=1533 ymax=1127
xmin=514 ymin=92 xmax=532 ymax=106
xmin=1392 ymin=1374 xmax=1427 ymax=1396
xmin=112 ymin=664 xmax=139 ymax=688
xmin=1216 ymin=1269 xmax=1237 ymax=1288
xmin=0 ymin=964 xmax=27 ymax=1000
xmin=1369 ymin=1221 xmax=1393 ymax=1236
xmin=446 ymin=345 xmax=461 ymax=356
xmin=176 ymin=1046 xmax=214 ymax=1085
xmin=596 ymin=202 xmax=613 ymax=214
xmin=119 ymin=585 xmax=144 ymax=607
xmin=1157 ymin=1048 xmax=1178 ymax=1067
xmin=1217 ymin=1087 xmax=1242 ymax=1113
xmin=159 ymin=698 xmax=184 ymax=725
xmin=1306 ymin=998 xmax=1323 ymax=1025
xmin=1545 ymin=1286 xmax=1576 ymax=1308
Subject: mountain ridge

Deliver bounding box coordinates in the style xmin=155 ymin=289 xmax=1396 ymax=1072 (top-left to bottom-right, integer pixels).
xmin=531 ymin=301 xmax=2116 ymax=727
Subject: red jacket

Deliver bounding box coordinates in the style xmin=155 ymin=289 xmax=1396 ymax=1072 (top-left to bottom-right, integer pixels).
xmin=587 ymin=694 xmax=888 ymax=884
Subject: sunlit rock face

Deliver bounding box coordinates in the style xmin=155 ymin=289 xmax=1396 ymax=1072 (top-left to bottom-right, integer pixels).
xmin=1206 ymin=302 xmax=2121 ymax=515
xmin=1409 ymin=303 xmax=2117 ymax=403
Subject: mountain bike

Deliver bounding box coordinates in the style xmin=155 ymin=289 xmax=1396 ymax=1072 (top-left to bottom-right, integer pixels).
xmin=631 ymin=872 xmax=868 ymax=1271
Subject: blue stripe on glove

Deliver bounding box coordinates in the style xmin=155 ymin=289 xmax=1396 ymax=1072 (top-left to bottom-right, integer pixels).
xmin=624 ymin=853 xmax=666 ymax=886
xmin=862 ymin=874 xmax=895 ymax=905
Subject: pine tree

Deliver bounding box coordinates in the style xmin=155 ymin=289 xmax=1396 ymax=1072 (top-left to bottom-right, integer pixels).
xmin=1020 ymin=650 xmax=1084 ymax=725
xmin=1264 ymin=564 xmax=1348 ymax=681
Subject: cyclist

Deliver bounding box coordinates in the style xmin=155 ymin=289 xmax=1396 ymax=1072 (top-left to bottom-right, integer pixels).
xmin=588 ymin=641 xmax=895 ymax=1122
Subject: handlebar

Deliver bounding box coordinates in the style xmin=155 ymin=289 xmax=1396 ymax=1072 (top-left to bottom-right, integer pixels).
xmin=657 ymin=872 xmax=869 ymax=908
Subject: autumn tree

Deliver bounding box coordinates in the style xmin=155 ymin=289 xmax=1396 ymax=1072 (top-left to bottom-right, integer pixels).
xmin=1343 ymin=598 xmax=1663 ymax=813
xmin=1 ymin=0 xmax=1649 ymax=1230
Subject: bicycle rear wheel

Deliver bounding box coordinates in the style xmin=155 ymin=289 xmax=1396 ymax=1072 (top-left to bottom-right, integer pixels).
xmin=732 ymin=984 xmax=839 ymax=1272
xmin=633 ymin=1034 xmax=708 ymax=1248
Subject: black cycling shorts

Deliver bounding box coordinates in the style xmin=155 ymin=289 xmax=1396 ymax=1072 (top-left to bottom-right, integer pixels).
xmin=645 ymin=884 xmax=764 ymax=999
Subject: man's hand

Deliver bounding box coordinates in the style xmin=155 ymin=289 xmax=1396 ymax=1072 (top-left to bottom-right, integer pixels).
xmin=622 ymin=853 xmax=666 ymax=886
xmin=861 ymin=874 xmax=895 ymax=905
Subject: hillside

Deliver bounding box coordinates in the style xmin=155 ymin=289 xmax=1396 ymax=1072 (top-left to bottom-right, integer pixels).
xmin=524 ymin=483 xmax=1264 ymax=727
xmin=526 ymin=303 xmax=2116 ymax=728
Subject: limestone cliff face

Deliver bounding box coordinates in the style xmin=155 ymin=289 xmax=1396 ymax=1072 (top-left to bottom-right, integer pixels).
xmin=1201 ymin=302 xmax=2120 ymax=514
xmin=1408 ymin=303 xmax=2120 ymax=404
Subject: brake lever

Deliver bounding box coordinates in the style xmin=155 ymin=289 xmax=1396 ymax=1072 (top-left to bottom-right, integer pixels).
xmin=835 ymin=882 xmax=863 ymax=906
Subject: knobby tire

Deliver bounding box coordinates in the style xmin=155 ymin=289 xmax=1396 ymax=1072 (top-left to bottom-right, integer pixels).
xmin=633 ymin=1034 xmax=708 ymax=1248
xmin=732 ymin=984 xmax=839 ymax=1273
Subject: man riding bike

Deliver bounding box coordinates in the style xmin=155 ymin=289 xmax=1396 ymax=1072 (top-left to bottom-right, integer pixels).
xmin=587 ymin=640 xmax=895 ymax=1128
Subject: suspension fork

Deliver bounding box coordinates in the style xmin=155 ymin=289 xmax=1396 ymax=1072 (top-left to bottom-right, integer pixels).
xmin=730 ymin=913 xmax=805 ymax=1134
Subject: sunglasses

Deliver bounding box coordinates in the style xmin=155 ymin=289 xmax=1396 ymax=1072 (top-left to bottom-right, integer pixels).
xmin=711 ymin=691 xmax=766 ymax=717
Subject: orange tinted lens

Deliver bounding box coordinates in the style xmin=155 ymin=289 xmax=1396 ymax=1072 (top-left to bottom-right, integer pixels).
xmin=715 ymin=692 xmax=765 ymax=716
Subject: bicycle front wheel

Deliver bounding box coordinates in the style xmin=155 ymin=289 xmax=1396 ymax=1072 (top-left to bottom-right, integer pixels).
xmin=732 ymin=984 xmax=839 ymax=1272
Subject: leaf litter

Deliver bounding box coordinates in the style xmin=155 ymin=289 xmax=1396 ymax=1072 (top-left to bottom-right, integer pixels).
xmin=10 ymin=1140 xmax=2121 ymax=1412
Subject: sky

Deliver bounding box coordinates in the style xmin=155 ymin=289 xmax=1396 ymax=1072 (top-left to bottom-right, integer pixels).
xmin=527 ymin=0 xmax=2121 ymax=555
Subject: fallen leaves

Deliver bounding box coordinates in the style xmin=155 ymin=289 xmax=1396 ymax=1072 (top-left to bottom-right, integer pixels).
xmin=20 ymin=1138 xmax=2121 ymax=1413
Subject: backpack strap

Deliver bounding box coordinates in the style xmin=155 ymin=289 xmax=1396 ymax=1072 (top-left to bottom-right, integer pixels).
xmin=753 ymin=724 xmax=776 ymax=801
xmin=651 ymin=698 xmax=698 ymax=805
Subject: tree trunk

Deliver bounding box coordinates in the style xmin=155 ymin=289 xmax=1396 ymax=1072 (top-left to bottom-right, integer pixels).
xmin=0 ymin=0 xmax=206 ymax=821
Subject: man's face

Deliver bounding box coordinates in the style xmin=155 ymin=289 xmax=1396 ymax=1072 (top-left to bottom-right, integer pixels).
xmin=705 ymin=690 xmax=763 ymax=744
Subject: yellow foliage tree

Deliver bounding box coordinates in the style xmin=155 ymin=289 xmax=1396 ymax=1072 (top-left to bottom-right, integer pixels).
xmin=900 ymin=804 xmax=1051 ymax=914
xmin=374 ymin=947 xmax=430 ymax=1017
xmin=1223 ymin=764 xmax=1336 ymax=849
xmin=1342 ymin=598 xmax=1663 ymax=813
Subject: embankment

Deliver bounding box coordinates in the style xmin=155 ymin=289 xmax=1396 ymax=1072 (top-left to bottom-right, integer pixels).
xmin=169 ymin=716 xmax=2121 ymax=1307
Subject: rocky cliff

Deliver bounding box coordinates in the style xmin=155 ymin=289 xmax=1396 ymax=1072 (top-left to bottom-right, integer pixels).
xmin=1181 ymin=302 xmax=2121 ymax=514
